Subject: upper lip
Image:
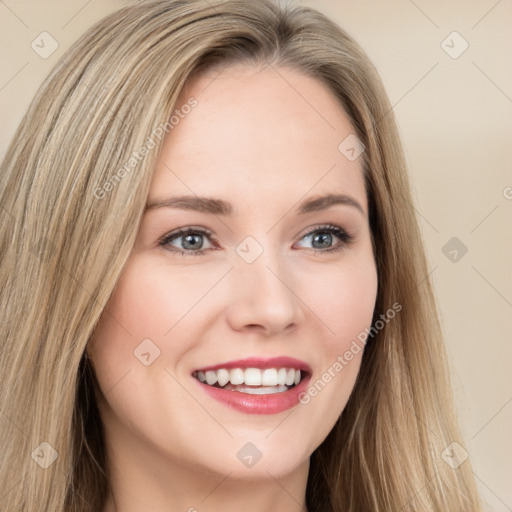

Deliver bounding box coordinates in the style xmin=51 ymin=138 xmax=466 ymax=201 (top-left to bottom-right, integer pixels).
xmin=194 ymin=356 xmax=312 ymax=375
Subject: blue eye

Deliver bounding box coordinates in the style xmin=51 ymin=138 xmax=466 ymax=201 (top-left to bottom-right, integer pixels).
xmin=159 ymin=228 xmax=215 ymax=255
xmin=159 ymin=224 xmax=353 ymax=256
xmin=295 ymin=225 xmax=353 ymax=252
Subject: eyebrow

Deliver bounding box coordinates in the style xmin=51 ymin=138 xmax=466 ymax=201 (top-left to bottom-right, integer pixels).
xmin=145 ymin=193 xmax=365 ymax=216
xmin=145 ymin=196 xmax=233 ymax=215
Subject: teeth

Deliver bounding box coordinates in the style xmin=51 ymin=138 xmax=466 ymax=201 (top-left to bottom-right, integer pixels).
xmin=277 ymin=368 xmax=287 ymax=386
xmin=261 ymin=368 xmax=278 ymax=386
xmin=244 ymin=368 xmax=261 ymax=386
xmin=194 ymin=367 xmax=303 ymax=389
xmin=285 ymin=368 xmax=295 ymax=386
xmin=230 ymin=368 xmax=244 ymax=385
xmin=216 ymin=369 xmax=230 ymax=387
xmin=205 ymin=370 xmax=217 ymax=386
xmin=225 ymin=384 xmax=289 ymax=395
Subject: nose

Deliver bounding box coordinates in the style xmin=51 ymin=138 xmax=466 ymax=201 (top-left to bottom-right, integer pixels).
xmin=225 ymin=249 xmax=305 ymax=336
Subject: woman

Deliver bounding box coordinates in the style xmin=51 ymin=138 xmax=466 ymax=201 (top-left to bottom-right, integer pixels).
xmin=0 ymin=0 xmax=482 ymax=510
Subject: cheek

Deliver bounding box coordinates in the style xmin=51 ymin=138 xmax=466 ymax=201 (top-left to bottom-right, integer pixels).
xmin=290 ymin=252 xmax=377 ymax=452
xmin=87 ymin=256 xmax=225 ymax=389
xmin=301 ymin=253 xmax=378 ymax=351
xmin=111 ymin=257 xmax=230 ymax=334
xmin=87 ymin=259 xmax=169 ymax=390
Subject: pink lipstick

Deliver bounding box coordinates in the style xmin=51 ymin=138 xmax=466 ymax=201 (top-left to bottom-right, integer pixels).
xmin=192 ymin=356 xmax=312 ymax=414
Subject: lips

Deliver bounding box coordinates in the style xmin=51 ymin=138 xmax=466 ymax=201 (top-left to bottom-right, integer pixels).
xmin=194 ymin=356 xmax=311 ymax=373
xmin=192 ymin=357 xmax=312 ymax=415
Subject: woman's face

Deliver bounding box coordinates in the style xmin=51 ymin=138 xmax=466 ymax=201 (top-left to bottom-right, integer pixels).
xmin=89 ymin=64 xmax=377 ymax=483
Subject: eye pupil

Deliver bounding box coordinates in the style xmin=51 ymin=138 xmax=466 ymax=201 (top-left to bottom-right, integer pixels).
xmin=182 ymin=234 xmax=203 ymax=250
xmin=313 ymin=232 xmax=332 ymax=249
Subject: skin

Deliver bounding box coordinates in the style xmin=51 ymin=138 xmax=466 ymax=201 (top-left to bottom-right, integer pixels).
xmin=88 ymin=63 xmax=378 ymax=512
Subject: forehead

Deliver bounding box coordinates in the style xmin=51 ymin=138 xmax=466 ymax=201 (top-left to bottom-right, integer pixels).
xmin=148 ymin=64 xmax=367 ymax=213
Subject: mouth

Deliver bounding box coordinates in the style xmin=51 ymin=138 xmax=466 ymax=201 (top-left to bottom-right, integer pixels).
xmin=192 ymin=367 xmax=304 ymax=395
xmin=191 ymin=357 xmax=312 ymax=414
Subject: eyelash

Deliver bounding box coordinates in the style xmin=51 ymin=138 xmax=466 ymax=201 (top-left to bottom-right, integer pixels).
xmin=158 ymin=224 xmax=354 ymax=256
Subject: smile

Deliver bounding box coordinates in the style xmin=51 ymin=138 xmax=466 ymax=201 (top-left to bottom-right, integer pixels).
xmin=192 ymin=357 xmax=312 ymax=414
xmin=193 ymin=367 xmax=302 ymax=394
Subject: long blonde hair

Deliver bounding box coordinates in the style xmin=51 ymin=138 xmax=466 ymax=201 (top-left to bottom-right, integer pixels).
xmin=0 ymin=1 xmax=481 ymax=510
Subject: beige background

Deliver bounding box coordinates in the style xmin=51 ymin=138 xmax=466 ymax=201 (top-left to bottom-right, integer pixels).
xmin=1 ymin=1 xmax=511 ymax=510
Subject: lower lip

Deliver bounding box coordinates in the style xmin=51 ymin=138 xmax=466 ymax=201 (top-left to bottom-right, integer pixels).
xmin=194 ymin=374 xmax=311 ymax=415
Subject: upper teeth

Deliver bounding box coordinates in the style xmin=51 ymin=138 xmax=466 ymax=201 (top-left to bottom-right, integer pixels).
xmin=194 ymin=367 xmax=302 ymax=387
